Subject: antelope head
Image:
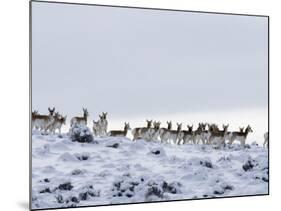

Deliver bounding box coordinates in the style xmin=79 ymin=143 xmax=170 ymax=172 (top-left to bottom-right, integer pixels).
xmin=167 ymin=121 xmax=172 ymax=130
xmin=176 ymin=123 xmax=182 ymax=131
xmin=246 ymin=125 xmax=253 ymax=133
xmin=155 ymin=121 xmax=161 ymax=129
xmin=197 ymin=123 xmax=203 ymax=131
xmin=32 ymin=110 xmax=38 ymax=120
xmin=124 ymin=122 xmax=131 ymax=131
xmin=83 ymin=108 xmax=89 ymax=117
xmin=201 ymin=123 xmax=207 ymax=130
xmin=187 ymin=124 xmax=193 ymax=132
xmin=146 ymin=120 xmax=153 ymax=128
xmin=102 ymin=112 xmax=108 ymax=119
xmin=209 ymin=123 xmax=219 ymax=132
xmin=239 ymin=127 xmax=244 ymax=132
xmin=153 ymin=121 xmax=157 ymax=128
xmin=48 ymin=107 xmax=55 ymax=116
xmin=32 ymin=110 xmax=38 ymax=116
xmin=223 ymin=124 xmax=229 ymax=132
xmin=54 ymin=112 xmax=61 ymax=118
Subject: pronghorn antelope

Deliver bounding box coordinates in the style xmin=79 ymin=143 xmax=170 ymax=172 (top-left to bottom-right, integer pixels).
xmin=209 ymin=124 xmax=229 ymax=148
xmin=199 ymin=123 xmax=210 ymax=145
xmin=224 ymin=127 xmax=243 ymax=144
xmin=159 ymin=121 xmax=172 ymax=143
xmin=108 ymin=122 xmax=131 ymax=137
xmin=178 ymin=125 xmax=194 ymax=145
xmin=193 ymin=123 xmax=204 ymax=145
xmin=98 ymin=112 xmax=108 ymax=136
xmin=32 ymin=110 xmax=38 ymax=117
xmin=32 ymin=110 xmax=39 ymax=129
xmin=228 ymin=125 xmax=253 ymax=148
xmin=263 ymin=132 xmax=269 ymax=148
xmin=208 ymin=123 xmax=219 ymax=133
xmin=168 ymin=123 xmax=182 ymax=144
xmin=32 ymin=107 xmax=56 ymax=131
xmin=32 ymin=107 xmax=56 ymax=132
xmin=206 ymin=123 xmax=221 ymax=144
xmin=92 ymin=120 xmax=101 ymax=136
xmin=224 ymin=131 xmax=232 ymax=144
xmin=47 ymin=112 xmax=67 ymax=134
xmin=148 ymin=121 xmax=161 ymax=141
xmin=70 ymin=108 xmax=89 ymax=127
xmin=132 ymin=120 xmax=153 ymax=141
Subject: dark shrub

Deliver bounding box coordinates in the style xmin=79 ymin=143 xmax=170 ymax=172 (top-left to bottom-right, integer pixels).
xmin=39 ymin=187 xmax=51 ymax=194
xmin=71 ymin=169 xmax=83 ymax=175
xmin=223 ymin=185 xmax=234 ymax=190
xmin=44 ymin=178 xmax=50 ymax=183
xmin=262 ymin=177 xmax=269 ymax=182
xmin=111 ymin=175 xmax=143 ymax=198
xmin=70 ymin=196 xmax=79 ymax=203
xmin=213 ymin=190 xmax=224 ymax=195
xmin=58 ymin=182 xmax=73 ymax=191
xmin=200 ymin=161 xmax=213 ymax=168
xmin=242 ymin=160 xmax=256 ymax=171
xmin=69 ymin=125 xmax=94 ymax=143
xmin=56 ymin=195 xmax=64 ymax=203
xmin=126 ymin=193 xmax=133 ymax=198
xmin=75 ymin=153 xmax=90 ymax=161
xmin=162 ymin=181 xmax=181 ymax=194
xmin=78 ymin=189 xmax=100 ymax=201
xmin=151 ymin=150 xmax=160 ymax=155
xmin=145 ymin=186 xmax=164 ymax=199
xmin=106 ymin=143 xmax=119 ymax=148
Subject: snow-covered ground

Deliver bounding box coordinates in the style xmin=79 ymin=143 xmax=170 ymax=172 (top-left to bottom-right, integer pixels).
xmin=31 ymin=130 xmax=268 ymax=210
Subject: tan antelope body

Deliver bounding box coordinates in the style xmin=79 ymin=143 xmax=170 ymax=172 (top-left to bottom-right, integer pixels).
xmin=108 ymin=122 xmax=131 ymax=137
xmin=32 ymin=107 xmax=56 ymax=132
xmin=168 ymin=123 xmax=182 ymax=144
xmin=48 ymin=112 xmax=67 ymax=134
xmin=148 ymin=121 xmax=161 ymax=141
xmin=209 ymin=124 xmax=229 ymax=148
xmin=70 ymin=108 xmax=89 ymax=127
xmin=159 ymin=121 xmax=172 ymax=143
xmin=32 ymin=110 xmax=39 ymax=129
xmin=228 ymin=125 xmax=253 ymax=148
xmin=92 ymin=120 xmax=101 ymax=136
xmin=205 ymin=123 xmax=220 ymax=144
xmin=193 ymin=123 xmax=204 ymax=145
xmin=224 ymin=127 xmax=242 ymax=144
xmin=98 ymin=112 xmax=108 ymax=136
xmin=224 ymin=131 xmax=232 ymax=144
xmin=132 ymin=120 xmax=153 ymax=141
xmin=178 ymin=125 xmax=194 ymax=145
xmin=199 ymin=123 xmax=209 ymax=144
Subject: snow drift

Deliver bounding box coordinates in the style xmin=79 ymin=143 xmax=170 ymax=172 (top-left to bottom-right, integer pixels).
xmin=31 ymin=130 xmax=268 ymax=209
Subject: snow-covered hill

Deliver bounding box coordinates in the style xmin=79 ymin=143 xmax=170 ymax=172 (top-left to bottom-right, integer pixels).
xmin=31 ymin=131 xmax=268 ymax=209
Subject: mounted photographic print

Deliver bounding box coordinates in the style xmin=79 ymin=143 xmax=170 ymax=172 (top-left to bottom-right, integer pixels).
xmin=30 ymin=1 xmax=269 ymax=210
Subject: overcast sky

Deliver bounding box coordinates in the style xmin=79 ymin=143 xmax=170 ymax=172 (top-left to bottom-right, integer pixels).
xmin=32 ymin=2 xmax=268 ymax=120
